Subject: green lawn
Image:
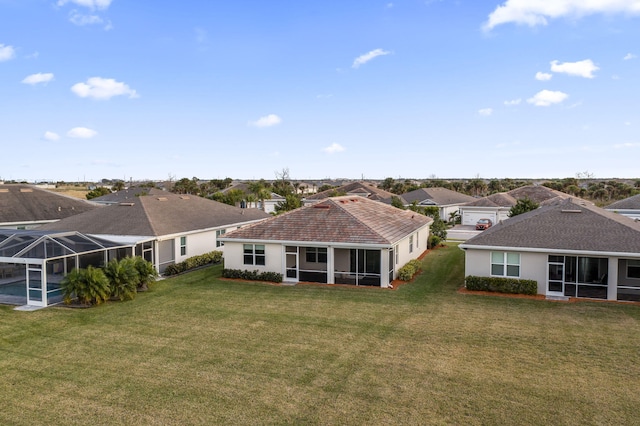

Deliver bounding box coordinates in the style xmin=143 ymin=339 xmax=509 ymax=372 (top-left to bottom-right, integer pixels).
xmin=1 ymin=244 xmax=639 ymax=425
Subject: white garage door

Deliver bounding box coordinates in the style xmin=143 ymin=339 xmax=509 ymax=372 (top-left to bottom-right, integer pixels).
xmin=462 ymin=211 xmax=497 ymax=226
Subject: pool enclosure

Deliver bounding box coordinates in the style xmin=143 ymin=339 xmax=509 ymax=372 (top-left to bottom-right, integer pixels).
xmin=0 ymin=230 xmax=132 ymax=307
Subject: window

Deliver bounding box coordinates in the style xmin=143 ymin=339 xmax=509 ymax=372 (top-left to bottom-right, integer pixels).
xmin=394 ymin=244 xmax=399 ymax=265
xmin=491 ymin=252 xmax=520 ymax=277
xmin=416 ymin=232 xmax=419 ymax=248
xmin=216 ymin=229 xmax=226 ymax=247
xmin=180 ymin=236 xmax=187 ymax=256
xmin=243 ymin=244 xmax=265 ymax=266
xmin=627 ymin=260 xmax=640 ymax=279
xmin=409 ymin=235 xmax=414 ymax=253
xmin=305 ymin=247 xmax=327 ymax=263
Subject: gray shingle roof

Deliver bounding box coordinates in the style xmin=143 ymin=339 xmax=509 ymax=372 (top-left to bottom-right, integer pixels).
xmin=402 ymin=187 xmax=476 ymax=206
xmin=221 ymin=196 xmax=432 ymax=245
xmin=304 ymin=181 xmax=397 ymax=203
xmin=462 ymin=198 xmax=640 ymax=254
xmin=462 ymin=185 xmax=582 ymax=208
xmin=91 ymin=187 xmax=166 ymax=203
xmin=38 ymin=192 xmax=270 ymax=236
xmin=0 ymin=184 xmax=98 ymax=223
xmin=606 ymin=193 xmax=640 ymax=210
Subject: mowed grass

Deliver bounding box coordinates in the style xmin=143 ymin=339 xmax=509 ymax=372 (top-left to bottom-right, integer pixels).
xmin=1 ymin=244 xmax=640 ymax=425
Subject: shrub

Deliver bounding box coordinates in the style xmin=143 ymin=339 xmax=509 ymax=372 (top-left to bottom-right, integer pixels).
xmin=222 ymin=269 xmax=283 ymax=283
xmin=465 ymin=275 xmax=537 ymax=295
xmin=428 ymin=235 xmax=441 ymax=249
xmin=61 ymin=266 xmax=111 ymax=305
xmin=134 ymin=257 xmax=158 ymax=291
xmin=397 ymin=259 xmax=422 ymax=281
xmin=104 ymin=257 xmax=139 ymax=301
xmin=164 ymin=251 xmax=223 ymax=276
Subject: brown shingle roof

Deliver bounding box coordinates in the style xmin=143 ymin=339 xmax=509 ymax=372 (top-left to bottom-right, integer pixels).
xmin=0 ymin=184 xmax=98 ymax=223
xmin=462 ymin=198 xmax=640 ymax=254
xmin=221 ymin=196 xmax=432 ymax=245
xmin=38 ymin=192 xmax=270 ymax=236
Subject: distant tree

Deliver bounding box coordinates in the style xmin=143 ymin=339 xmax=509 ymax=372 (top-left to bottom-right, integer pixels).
xmin=173 ymin=177 xmax=199 ymax=195
xmin=380 ymin=177 xmax=395 ymax=191
xmin=274 ymin=194 xmax=302 ymax=214
xmin=391 ymin=196 xmax=405 ymax=209
xmin=86 ymin=187 xmax=111 ymax=200
xmin=112 ymin=180 xmax=125 ymax=192
xmin=273 ymin=168 xmax=294 ymax=196
xmin=318 ymin=184 xmax=335 ymax=192
xmin=509 ymin=197 xmax=539 ymax=217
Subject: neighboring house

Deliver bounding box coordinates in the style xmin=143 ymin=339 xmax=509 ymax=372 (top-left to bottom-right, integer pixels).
xmin=91 ymin=187 xmax=166 ymax=205
xmin=605 ymin=194 xmax=640 ymax=220
xmin=400 ymin=187 xmax=476 ymax=220
xmin=459 ymin=185 xmax=577 ymax=226
xmin=0 ymin=184 xmax=99 ymax=229
xmin=219 ymin=183 xmax=283 ymax=213
xmin=0 ymin=229 xmax=132 ymax=307
xmin=219 ymin=196 xmax=432 ymax=288
xmin=460 ymin=198 xmax=640 ymax=302
xmin=39 ymin=192 xmax=270 ymax=273
xmin=303 ymin=181 xmax=397 ymax=206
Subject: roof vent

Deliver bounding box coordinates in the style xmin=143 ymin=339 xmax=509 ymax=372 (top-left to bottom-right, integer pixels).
xmin=561 ymin=209 xmax=582 ymax=213
xmin=180 ymin=196 xmax=190 ymax=200
xmin=313 ymin=204 xmax=330 ymax=209
xmin=119 ymin=202 xmax=135 ymax=206
xmin=157 ymin=197 xmax=168 ymax=201
xmin=20 ymin=188 xmax=33 ymax=193
xmin=0 ymin=189 xmax=8 ymax=193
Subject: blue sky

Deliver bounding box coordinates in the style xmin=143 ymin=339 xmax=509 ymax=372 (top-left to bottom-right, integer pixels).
xmin=1 ymin=0 xmax=639 ymax=182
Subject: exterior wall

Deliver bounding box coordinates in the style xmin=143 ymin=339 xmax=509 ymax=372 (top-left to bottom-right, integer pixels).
xmin=394 ymin=225 xmax=430 ymax=273
xmin=463 ymin=248 xmax=547 ymax=294
xmin=171 ymin=229 xmax=218 ymax=264
xmin=222 ymin=242 xmax=282 ymax=273
xmin=460 ymin=207 xmax=510 ymax=226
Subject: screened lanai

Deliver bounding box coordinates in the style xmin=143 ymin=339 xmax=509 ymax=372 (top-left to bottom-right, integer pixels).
xmin=0 ymin=230 xmax=132 ymax=307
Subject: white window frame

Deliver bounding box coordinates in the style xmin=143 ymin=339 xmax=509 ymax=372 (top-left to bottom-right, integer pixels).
xmin=216 ymin=229 xmax=226 ymax=247
xmin=409 ymin=235 xmax=414 ymax=254
xmin=491 ymin=252 xmax=520 ymax=278
xmin=180 ymin=236 xmax=187 ymax=256
xmin=243 ymin=244 xmax=266 ymax=266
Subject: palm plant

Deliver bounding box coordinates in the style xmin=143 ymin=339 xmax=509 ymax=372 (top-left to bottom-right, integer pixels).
xmin=134 ymin=256 xmax=158 ymax=291
xmin=104 ymin=258 xmax=139 ymax=301
xmin=61 ymin=266 xmax=111 ymax=305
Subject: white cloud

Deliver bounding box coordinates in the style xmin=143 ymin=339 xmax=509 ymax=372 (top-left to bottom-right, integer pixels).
xmin=43 ymin=131 xmax=60 ymax=141
xmin=57 ymin=0 xmax=112 ymax=10
xmin=323 ymin=143 xmax=346 ymax=154
xmin=550 ymin=59 xmax=599 ymax=78
xmin=614 ymin=142 xmax=640 ymax=149
xmin=249 ymin=114 xmax=282 ymax=128
xmin=478 ymin=108 xmax=493 ymax=116
xmin=0 ymin=44 xmax=16 ymax=62
xmin=504 ymin=98 xmax=522 ymax=106
xmin=22 ymin=73 xmax=54 ymax=85
xmin=624 ymin=53 xmax=637 ymax=60
xmin=484 ymin=0 xmax=640 ymax=31
xmin=352 ymin=48 xmax=391 ymax=68
xmin=71 ymin=77 xmax=139 ymax=100
xmin=69 ymin=12 xmax=103 ymax=26
xmin=527 ymin=90 xmax=569 ymax=107
xmin=67 ymin=127 xmax=98 ymax=138
xmin=535 ymin=71 xmax=552 ymax=81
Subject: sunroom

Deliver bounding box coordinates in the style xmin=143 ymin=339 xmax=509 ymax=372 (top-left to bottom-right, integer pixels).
xmin=0 ymin=230 xmax=132 ymax=307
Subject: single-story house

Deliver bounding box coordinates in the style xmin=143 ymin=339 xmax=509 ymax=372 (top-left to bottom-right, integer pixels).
xmin=219 ymin=183 xmax=285 ymax=213
xmin=400 ymin=187 xmax=476 ymax=220
xmin=0 ymin=184 xmax=99 ymax=229
xmin=459 ymin=185 xmax=578 ymax=226
xmin=460 ymin=198 xmax=640 ymax=302
xmin=0 ymin=229 xmax=132 ymax=307
xmin=605 ymin=193 xmax=640 ymax=220
xmin=219 ymin=196 xmax=432 ymax=288
xmin=38 ymin=192 xmax=270 ymax=273
xmin=303 ymin=181 xmax=397 ymax=207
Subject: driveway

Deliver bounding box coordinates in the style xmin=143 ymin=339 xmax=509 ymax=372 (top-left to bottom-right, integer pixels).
xmin=447 ymin=225 xmax=482 ymax=241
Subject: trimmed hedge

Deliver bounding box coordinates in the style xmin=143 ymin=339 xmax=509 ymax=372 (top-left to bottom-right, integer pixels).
xmin=222 ymin=269 xmax=283 ymax=283
xmin=465 ymin=275 xmax=537 ymax=295
xmin=164 ymin=251 xmax=223 ymax=276
xmin=397 ymin=259 xmax=422 ymax=281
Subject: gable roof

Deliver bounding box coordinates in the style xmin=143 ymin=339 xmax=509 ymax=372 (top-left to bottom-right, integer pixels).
xmin=0 ymin=184 xmax=98 ymax=224
xmin=91 ymin=187 xmax=166 ymax=203
xmin=38 ymin=192 xmax=270 ymax=237
xmin=461 ymin=198 xmax=640 ymax=254
xmin=221 ymin=196 xmax=432 ymax=246
xmin=606 ymin=193 xmax=640 ymax=210
xmin=462 ymin=185 xmax=577 ymax=208
xmin=304 ymin=181 xmax=396 ymax=203
xmin=402 ymin=187 xmax=476 ymax=206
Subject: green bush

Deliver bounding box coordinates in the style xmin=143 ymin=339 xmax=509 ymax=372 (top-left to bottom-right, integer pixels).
xmin=61 ymin=266 xmax=111 ymax=305
xmin=104 ymin=257 xmax=139 ymax=301
xmin=397 ymin=259 xmax=422 ymax=281
xmin=134 ymin=257 xmax=158 ymax=291
xmin=164 ymin=251 xmax=223 ymax=276
xmin=428 ymin=235 xmax=441 ymax=249
xmin=222 ymin=269 xmax=283 ymax=283
xmin=465 ymin=275 xmax=537 ymax=295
